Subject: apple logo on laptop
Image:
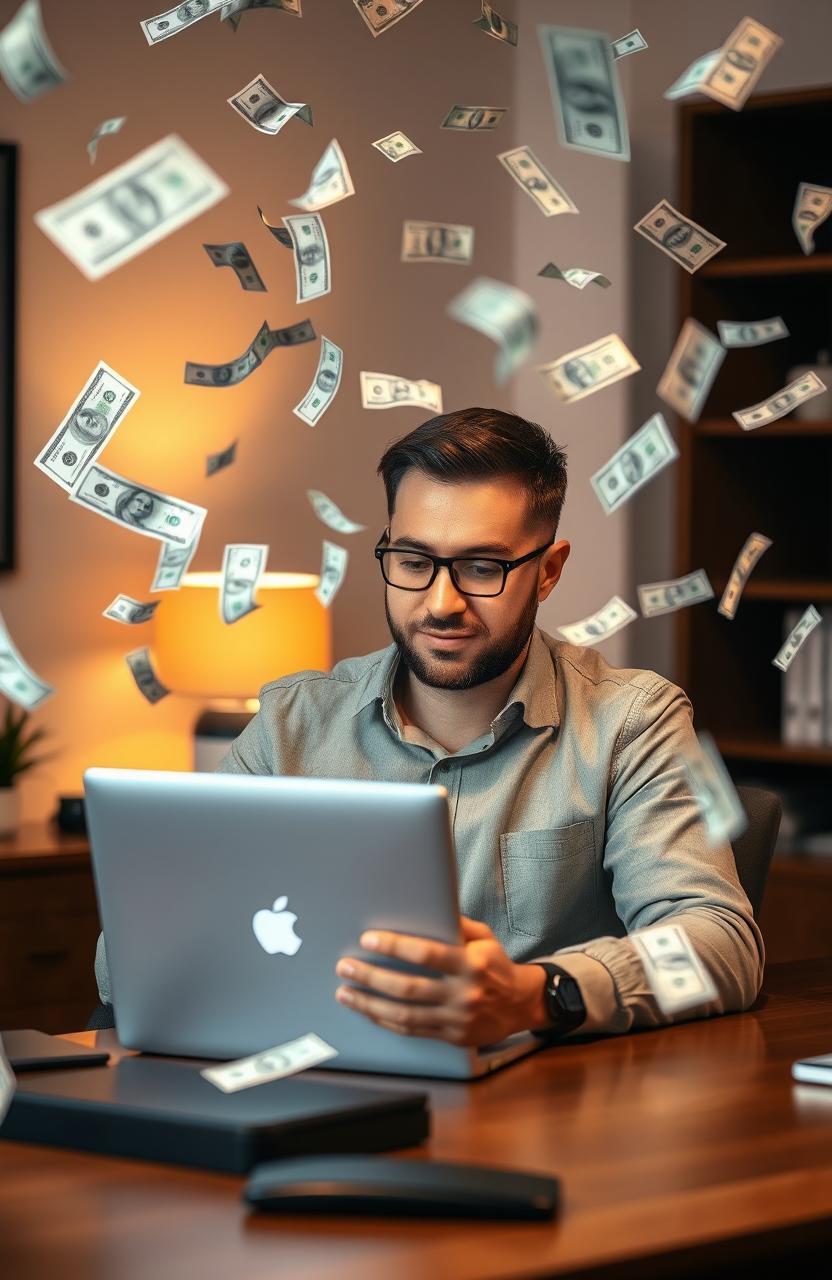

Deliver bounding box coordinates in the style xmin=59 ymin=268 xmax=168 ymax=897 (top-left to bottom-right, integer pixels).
xmin=252 ymin=896 xmax=303 ymax=956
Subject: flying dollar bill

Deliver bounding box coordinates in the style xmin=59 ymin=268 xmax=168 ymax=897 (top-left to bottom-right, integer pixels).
xmin=591 ymin=413 xmax=679 ymax=515
xmin=126 ymin=648 xmax=169 ymax=704
xmin=732 ymin=371 xmax=826 ymax=431
xmin=611 ymin=28 xmax=647 ymax=59
xmin=718 ymin=532 xmax=772 ymax=619
xmin=0 ymin=0 xmax=68 ymax=102
xmin=371 ymin=130 xmax=421 ymax=162
xmin=538 ymin=24 xmax=629 ymax=161
xmin=290 ymin=138 xmax=354 ymax=212
xmin=447 ymin=277 xmax=538 ymax=384
xmin=664 ymin=49 xmax=721 ymax=101
xmin=360 ymin=372 xmax=442 ymax=412
xmin=352 ymin=0 xmax=424 ymax=38
xmin=203 ymin=242 xmax=266 ymax=291
xmin=307 ymin=489 xmax=366 ymax=534
xmin=537 ymin=333 xmax=640 ymax=405
xmin=103 ymin=595 xmax=159 ymax=625
xmin=206 ymin=439 xmax=238 ymax=476
xmin=637 ymin=569 xmax=714 ymax=618
xmin=773 ymin=605 xmax=821 ymax=673
xmin=678 ymin=730 xmax=747 ymax=847
xmin=473 ymin=2 xmax=517 ymax=46
xmin=538 ymin=262 xmax=610 ymax=289
xmin=634 ymin=199 xmax=726 ymax=273
xmin=657 ymin=319 xmax=725 ymax=423
xmin=441 ymin=104 xmax=508 ymax=131
xmin=34 ymin=361 xmax=140 ymax=493
xmin=220 ymin=544 xmax=268 ymax=624
xmin=792 ymin=182 xmax=832 ymax=255
xmin=257 ymin=204 xmax=293 ymax=248
xmin=34 ymin=135 xmax=228 ymax=281
xmin=497 ymin=146 xmax=578 ymax=217
xmin=282 ymin=213 xmax=331 ymax=303
xmin=70 ymin=463 xmax=207 ymax=548
xmin=185 ymin=318 xmax=315 ymax=387
xmin=315 ymin=540 xmax=348 ymax=607
xmin=557 ymin=596 xmax=637 ymax=647
xmin=717 ymin=316 xmax=789 ymax=347
xmin=293 ymin=336 xmax=343 ymax=426
xmin=0 ymin=1033 xmax=14 ymax=1126
xmin=227 ymin=74 xmax=313 ymax=135
xmin=664 ymin=18 xmax=781 ymax=111
xmin=201 ymin=1032 xmax=336 ymax=1093
xmin=401 ymin=221 xmax=474 ymax=264
xmin=222 ymin=0 xmax=301 ymax=31
xmin=0 ymin=609 xmax=54 ymax=710
xmin=141 ymin=0 xmax=225 ymax=43
xmin=151 ymin=534 xmax=201 ymax=591
xmin=630 ymin=922 xmax=718 ymax=1016
xmin=87 ymin=116 xmax=125 ymax=166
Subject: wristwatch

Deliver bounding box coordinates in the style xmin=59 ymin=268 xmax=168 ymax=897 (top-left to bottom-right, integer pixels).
xmin=532 ymin=962 xmax=587 ymax=1040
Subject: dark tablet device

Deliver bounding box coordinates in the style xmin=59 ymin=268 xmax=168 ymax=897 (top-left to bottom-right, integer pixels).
xmin=1 ymin=1030 xmax=110 ymax=1072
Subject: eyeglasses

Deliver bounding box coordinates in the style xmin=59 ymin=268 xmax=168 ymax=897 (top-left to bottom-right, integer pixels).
xmin=374 ymin=529 xmax=555 ymax=598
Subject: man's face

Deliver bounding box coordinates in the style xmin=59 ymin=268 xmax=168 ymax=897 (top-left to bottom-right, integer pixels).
xmin=383 ymin=472 xmax=570 ymax=692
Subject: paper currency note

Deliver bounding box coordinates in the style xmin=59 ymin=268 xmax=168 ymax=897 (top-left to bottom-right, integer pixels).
xmin=538 ymin=25 xmax=629 ymax=161
xmin=557 ymin=596 xmax=637 ymax=647
xmin=103 ymin=595 xmax=159 ymax=625
xmin=679 ymin=730 xmax=747 ymax=847
xmin=792 ymin=182 xmax=832 ymax=255
xmin=185 ymin=318 xmax=315 ymax=387
xmin=611 ymin=28 xmax=647 ymax=59
xmin=687 ymin=18 xmax=782 ymax=111
xmin=360 ymin=372 xmax=442 ymax=412
xmin=293 ymin=336 xmax=343 ymax=425
xmin=630 ymin=923 xmax=718 ymax=1016
xmin=638 ymin=569 xmax=714 ymax=618
xmin=0 ymin=609 xmax=54 ymax=710
xmin=126 ymin=648 xmax=169 ymax=704
xmin=257 ymin=205 xmax=293 ymax=248
xmin=307 ymin=489 xmax=366 ymax=534
xmin=352 ymin=0 xmax=424 ymax=38
xmin=657 ymin=319 xmax=725 ymax=423
xmin=537 ymin=334 xmax=640 ymax=405
xmin=401 ymin=220 xmax=474 ymax=264
xmin=497 ymin=146 xmax=578 ymax=217
xmin=141 ymin=0 xmax=224 ymax=44
xmin=201 ymin=1033 xmax=337 ymax=1093
xmin=87 ymin=116 xmax=125 ymax=166
xmin=538 ymin=262 xmax=610 ymax=289
xmin=732 ymin=371 xmax=826 ymax=431
xmin=151 ymin=534 xmax=201 ymax=591
xmin=222 ymin=0 xmax=301 ymax=31
xmin=220 ymin=544 xmax=268 ymax=624
xmin=634 ymin=199 xmax=726 ymax=274
xmin=717 ymin=317 xmax=788 ymax=348
xmin=290 ymin=138 xmax=354 ymax=212
xmin=372 ymin=130 xmax=421 ymax=162
xmin=718 ymin=532 xmax=772 ymax=619
xmin=0 ymin=0 xmax=68 ymax=102
xmin=34 ymin=135 xmax=228 ymax=281
xmin=591 ymin=413 xmax=679 ymax=515
xmin=282 ymin=213 xmax=331 ymax=303
xmin=664 ymin=49 xmax=721 ymax=100
xmin=315 ymin=540 xmax=348 ymax=607
xmin=0 ymin=1033 xmax=14 ymax=1126
xmin=206 ymin=439 xmax=238 ymax=476
xmin=447 ymin=277 xmax=538 ymax=384
xmin=773 ymin=604 xmax=821 ymax=673
xmin=34 ymin=362 xmax=140 ymax=493
xmin=70 ymin=463 xmax=207 ymax=547
xmin=473 ymin=2 xmax=517 ymax=46
xmin=441 ymin=104 xmax=508 ymax=131
xmin=227 ymin=73 xmax=312 ymax=135
xmin=203 ymin=242 xmax=266 ymax=291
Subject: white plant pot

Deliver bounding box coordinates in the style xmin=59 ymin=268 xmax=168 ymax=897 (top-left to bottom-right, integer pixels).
xmin=0 ymin=785 xmax=20 ymax=837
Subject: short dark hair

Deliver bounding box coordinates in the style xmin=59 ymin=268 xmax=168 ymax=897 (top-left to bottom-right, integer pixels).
xmin=376 ymin=407 xmax=567 ymax=539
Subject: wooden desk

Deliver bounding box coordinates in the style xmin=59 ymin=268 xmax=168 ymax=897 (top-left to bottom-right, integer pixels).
xmin=2 ymin=959 xmax=832 ymax=1279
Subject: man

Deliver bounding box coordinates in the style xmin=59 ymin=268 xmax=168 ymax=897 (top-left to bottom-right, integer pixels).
xmin=94 ymin=407 xmax=763 ymax=1044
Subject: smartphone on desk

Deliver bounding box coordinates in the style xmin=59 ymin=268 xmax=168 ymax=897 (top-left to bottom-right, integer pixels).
xmin=791 ymin=1052 xmax=832 ymax=1086
xmin=1 ymin=1030 xmax=110 ymax=1072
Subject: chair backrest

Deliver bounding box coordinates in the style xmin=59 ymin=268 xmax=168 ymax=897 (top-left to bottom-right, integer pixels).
xmin=731 ymin=785 xmax=782 ymax=917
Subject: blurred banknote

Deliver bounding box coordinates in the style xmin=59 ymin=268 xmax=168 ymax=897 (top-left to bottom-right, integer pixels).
xmin=103 ymin=595 xmax=159 ymax=625
xmin=473 ymin=2 xmax=517 ymax=46
xmin=151 ymin=535 xmax=201 ymax=591
xmin=538 ymin=24 xmax=629 ymax=161
xmin=664 ymin=18 xmax=781 ymax=111
xmin=678 ymin=731 xmax=747 ymax=847
xmin=206 ymin=439 xmax=238 ymax=476
xmin=222 ymin=0 xmax=301 ymax=30
xmin=611 ymin=28 xmax=647 ymax=59
xmin=290 ymin=138 xmax=354 ymax=212
xmin=282 ymin=213 xmax=331 ymax=303
xmin=0 ymin=1034 xmax=14 ymax=1126
xmin=537 ymin=333 xmax=640 ymax=404
xmin=497 ymin=146 xmax=578 ymax=217
xmin=360 ymin=371 xmax=442 ymax=411
xmin=185 ymin=318 xmax=315 ymax=387
xmin=257 ymin=205 xmax=293 ymax=248
xmin=227 ymin=74 xmax=312 ymax=135
xmin=448 ymin=277 xmax=538 ymax=384
xmin=792 ymin=182 xmax=832 ymax=255
xmin=630 ymin=923 xmax=718 ymax=1016
xmin=0 ymin=609 xmax=54 ymax=710
xmin=657 ymin=319 xmax=725 ymax=423
xmin=141 ymin=0 xmax=224 ymax=43
xmin=70 ymin=463 xmax=207 ymax=547
xmin=441 ymin=104 xmax=508 ymax=131
xmin=401 ymin=220 xmax=473 ymax=264
xmin=34 ymin=361 xmax=140 ymax=493
xmin=538 ymin=262 xmax=610 ymax=289
xmin=34 ymin=135 xmax=228 ymax=280
xmin=87 ymin=116 xmax=125 ymax=166
xmin=126 ymin=648 xmax=169 ymax=704
xmin=664 ymin=49 xmax=720 ymax=101
xmin=638 ymin=569 xmax=714 ymax=618
xmin=557 ymin=596 xmax=637 ymax=646
xmin=293 ymin=336 xmax=343 ymax=425
xmin=773 ymin=605 xmax=821 ymax=673
xmin=307 ymin=489 xmax=366 ymax=534
xmin=203 ymin=242 xmax=266 ymax=291
xmin=732 ymin=372 xmax=826 ymax=431
xmin=201 ymin=1033 xmax=337 ymax=1093
xmin=0 ymin=0 xmax=68 ymax=101
xmin=220 ymin=543 xmax=268 ymax=623
xmin=717 ymin=316 xmax=788 ymax=347
xmin=634 ymin=199 xmax=725 ymax=273
xmin=372 ymin=130 xmax=421 ymax=162
xmin=591 ymin=413 xmax=678 ymax=514
xmin=718 ymin=532 xmax=772 ymax=619
xmin=352 ymin=0 xmax=423 ymax=37
xmin=315 ymin=541 xmax=348 ymax=607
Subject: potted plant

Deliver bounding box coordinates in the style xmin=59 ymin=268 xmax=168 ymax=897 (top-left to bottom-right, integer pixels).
xmin=0 ymin=702 xmax=50 ymax=837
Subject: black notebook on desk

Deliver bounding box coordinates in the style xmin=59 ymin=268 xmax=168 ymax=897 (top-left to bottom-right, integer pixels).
xmin=0 ymin=1055 xmax=430 ymax=1174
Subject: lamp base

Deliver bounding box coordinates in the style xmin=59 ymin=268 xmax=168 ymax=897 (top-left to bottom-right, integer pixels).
xmin=194 ymin=706 xmax=255 ymax=773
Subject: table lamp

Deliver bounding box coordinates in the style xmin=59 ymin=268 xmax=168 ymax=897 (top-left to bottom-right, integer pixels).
xmin=153 ymin=571 xmax=331 ymax=771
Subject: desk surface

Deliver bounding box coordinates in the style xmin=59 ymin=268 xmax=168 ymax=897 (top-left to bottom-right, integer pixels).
xmin=3 ymin=958 xmax=832 ymax=1280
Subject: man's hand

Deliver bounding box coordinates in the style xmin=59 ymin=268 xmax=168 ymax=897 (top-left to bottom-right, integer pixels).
xmin=334 ymin=916 xmax=552 ymax=1047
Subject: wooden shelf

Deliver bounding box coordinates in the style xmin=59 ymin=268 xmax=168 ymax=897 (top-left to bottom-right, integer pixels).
xmin=710 ymin=579 xmax=832 ymax=602
xmin=699 ymin=253 xmax=832 ymax=279
xmin=716 ymin=736 xmax=832 ymax=766
xmin=695 ymin=417 xmax=832 ymax=437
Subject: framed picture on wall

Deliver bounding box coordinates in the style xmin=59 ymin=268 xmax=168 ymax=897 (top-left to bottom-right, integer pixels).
xmin=0 ymin=142 xmax=15 ymax=572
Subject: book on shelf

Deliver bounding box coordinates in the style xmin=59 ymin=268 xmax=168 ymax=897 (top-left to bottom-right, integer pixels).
xmin=781 ymin=607 xmax=832 ymax=747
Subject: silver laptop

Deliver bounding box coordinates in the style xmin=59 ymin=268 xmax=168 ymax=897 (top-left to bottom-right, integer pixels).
xmin=83 ymin=768 xmax=541 ymax=1081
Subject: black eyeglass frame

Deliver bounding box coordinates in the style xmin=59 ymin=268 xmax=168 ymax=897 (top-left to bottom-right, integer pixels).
xmin=373 ymin=528 xmax=556 ymax=597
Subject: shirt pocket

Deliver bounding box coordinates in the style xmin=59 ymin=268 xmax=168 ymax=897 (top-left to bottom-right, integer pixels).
xmin=499 ymin=820 xmax=597 ymax=942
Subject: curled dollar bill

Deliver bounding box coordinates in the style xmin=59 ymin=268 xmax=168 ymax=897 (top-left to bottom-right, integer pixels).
xmin=371 ymin=130 xmax=421 ymax=162
xmin=282 ymin=213 xmax=331 ymax=303
xmin=447 ymin=277 xmax=538 ymax=385
xmin=103 ymin=595 xmax=159 ymax=625
xmin=222 ymin=0 xmax=301 ymax=30
xmin=0 ymin=608 xmax=54 ymax=710
xmin=201 ymin=1032 xmax=336 ymax=1093
xmin=657 ymin=319 xmax=725 ymax=423
xmin=151 ymin=534 xmax=201 ymax=592
xmin=718 ymin=532 xmax=772 ymax=619
xmin=716 ymin=317 xmax=788 ymax=348
xmin=360 ymin=371 xmax=442 ymax=412
xmin=611 ymin=29 xmax=647 ymax=59
xmin=792 ymin=182 xmax=832 ymax=255
xmin=664 ymin=18 xmax=781 ymax=111
xmin=307 ymin=489 xmax=365 ymax=534
xmin=290 ymin=138 xmax=354 ymax=212
xmin=634 ymin=199 xmax=726 ymax=274
xmin=678 ymin=731 xmax=747 ymax=847
xmin=352 ymin=0 xmax=424 ymax=38
xmin=537 ymin=333 xmax=640 ymax=405
xmin=591 ymin=413 xmax=678 ymax=515
xmin=126 ymin=647 xmax=169 ymax=704
xmin=34 ymin=361 xmax=140 ymax=493
xmin=220 ymin=544 xmax=268 ymax=624
xmin=227 ymin=73 xmax=313 ymax=135
xmin=557 ymin=596 xmax=637 ymax=647
xmin=315 ymin=540 xmax=348 ymax=607
xmin=441 ymin=104 xmax=508 ymax=131
xmin=0 ymin=0 xmax=68 ymax=102
xmin=206 ymin=439 xmax=238 ymax=476
xmin=538 ymin=24 xmax=629 ymax=161
xmin=538 ymin=262 xmax=610 ymax=289
xmin=637 ymin=570 xmax=714 ymax=618
xmin=185 ymin=318 xmax=315 ymax=387
xmin=497 ymin=146 xmax=578 ymax=217
xmin=141 ymin=0 xmax=225 ymax=44
xmin=294 ymin=337 xmax=343 ymax=426
xmin=630 ymin=922 xmax=718 ymax=1016
xmin=732 ymin=372 xmax=826 ymax=431
xmin=203 ymin=242 xmax=266 ymax=291
xmin=70 ymin=462 xmax=207 ymax=548
xmin=473 ymin=2 xmax=517 ymax=46
xmin=401 ymin=221 xmax=474 ymax=264
xmin=257 ymin=205 xmax=293 ymax=249
xmin=87 ymin=116 xmax=125 ymax=166
xmin=773 ymin=605 xmax=821 ymax=673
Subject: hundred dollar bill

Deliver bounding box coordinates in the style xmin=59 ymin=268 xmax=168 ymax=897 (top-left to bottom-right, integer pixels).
xmin=611 ymin=28 xmax=647 ymax=59
xmin=201 ymin=1033 xmax=337 ymax=1093
xmin=315 ymin=540 xmax=348 ymax=607
xmin=70 ymin=463 xmax=207 ymax=548
xmin=352 ymin=0 xmax=423 ymax=38
xmin=220 ymin=544 xmax=268 ymax=624
xmin=473 ymin=2 xmax=517 ymax=46
xmin=538 ymin=262 xmax=610 ymax=289
xmin=678 ymin=730 xmax=747 ymax=847
xmin=637 ymin=569 xmax=714 ymax=618
xmin=630 ymin=922 xmax=718 ymax=1016
xmin=141 ymin=0 xmax=224 ymax=44
xmin=665 ymin=18 xmax=782 ymax=111
xmin=360 ymin=371 xmax=442 ymax=412
xmin=103 ymin=595 xmax=159 ymax=625
xmin=557 ymin=596 xmax=637 ymax=647
xmin=718 ymin=532 xmax=772 ymax=619
xmin=290 ymin=138 xmax=354 ymax=212
xmin=447 ymin=277 xmax=538 ymax=384
xmin=257 ymin=204 xmax=293 ymax=248
xmin=441 ymin=104 xmax=508 ymax=131
xmin=34 ymin=361 xmax=140 ymax=493
xmin=125 ymin=647 xmax=169 ymax=704
xmin=401 ymin=220 xmax=474 ymax=264
xmin=372 ymin=130 xmax=421 ymax=162
xmin=538 ymin=24 xmax=629 ymax=161
xmin=203 ymin=242 xmax=266 ymax=291
xmin=307 ymin=489 xmax=366 ymax=534
xmin=717 ymin=316 xmax=788 ymax=348
xmin=206 ymin=439 xmax=238 ymax=476
xmin=87 ymin=116 xmax=125 ymax=166
xmin=0 ymin=0 xmax=68 ymax=102
xmin=537 ymin=333 xmax=640 ymax=405
xmin=497 ymin=146 xmax=578 ymax=217
xmin=732 ymin=371 xmax=826 ymax=431
xmin=150 ymin=533 xmax=201 ymax=591
xmin=792 ymin=182 xmax=832 ymax=255
xmin=773 ymin=605 xmax=822 ymax=673
xmin=293 ymin=336 xmax=343 ymax=425
xmin=0 ymin=1033 xmax=14 ymax=1126
xmin=634 ymin=199 xmax=726 ymax=274
xmin=227 ymin=74 xmax=313 ymax=135
xmin=591 ymin=413 xmax=679 ymax=515
xmin=282 ymin=213 xmax=331 ymax=303
xmin=222 ymin=0 xmax=301 ymax=31
xmin=185 ymin=318 xmax=315 ymax=387
xmin=0 ymin=609 xmax=54 ymax=710
xmin=34 ymin=135 xmax=228 ymax=281
xmin=657 ymin=319 xmax=725 ymax=423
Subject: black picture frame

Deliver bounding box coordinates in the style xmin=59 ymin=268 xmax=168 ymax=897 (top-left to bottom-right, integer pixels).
xmin=0 ymin=142 xmax=15 ymax=571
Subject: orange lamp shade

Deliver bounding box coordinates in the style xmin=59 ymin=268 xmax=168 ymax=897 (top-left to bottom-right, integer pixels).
xmin=152 ymin=571 xmax=332 ymax=700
